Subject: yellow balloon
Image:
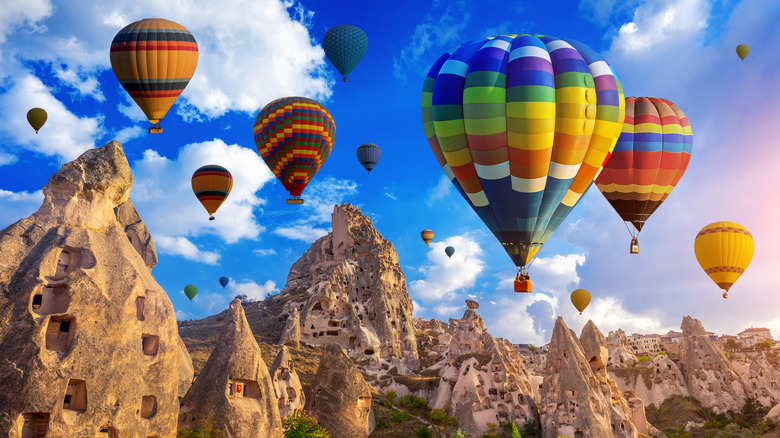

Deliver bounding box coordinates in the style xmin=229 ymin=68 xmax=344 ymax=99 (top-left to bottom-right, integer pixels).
xmin=736 ymin=44 xmax=749 ymax=61
xmin=570 ymin=289 xmax=591 ymax=315
xmin=694 ymin=221 xmax=754 ymax=298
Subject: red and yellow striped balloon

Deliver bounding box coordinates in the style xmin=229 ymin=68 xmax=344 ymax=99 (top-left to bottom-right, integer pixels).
xmin=420 ymin=229 xmax=434 ymax=246
xmin=253 ymin=97 xmax=335 ymax=203
xmin=110 ymin=18 xmax=198 ymax=131
xmin=694 ymin=221 xmax=754 ymax=298
xmin=192 ymin=165 xmax=233 ymax=220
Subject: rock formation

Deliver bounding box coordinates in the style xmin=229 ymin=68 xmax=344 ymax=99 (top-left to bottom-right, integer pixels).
xmin=607 ymin=329 xmax=637 ymax=368
xmin=0 ymin=141 xmax=191 ymax=437
xmin=269 ymin=346 xmax=305 ymax=418
xmin=178 ymin=299 xmax=283 ymax=438
xmin=278 ymin=307 xmax=301 ymax=350
xmin=277 ymin=203 xmax=418 ymax=371
xmin=678 ymin=315 xmax=745 ymax=414
xmin=540 ymin=317 xmax=641 ymax=438
xmin=742 ymin=355 xmax=780 ymax=407
xmin=609 ymin=353 xmax=688 ymax=409
xmin=414 ymin=305 xmax=539 ymax=436
xmin=304 ymin=343 xmax=375 ymax=438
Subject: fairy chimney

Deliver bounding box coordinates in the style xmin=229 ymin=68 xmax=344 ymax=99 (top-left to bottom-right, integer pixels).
xmin=269 ymin=346 xmax=305 ymax=418
xmin=278 ymin=307 xmax=301 ymax=350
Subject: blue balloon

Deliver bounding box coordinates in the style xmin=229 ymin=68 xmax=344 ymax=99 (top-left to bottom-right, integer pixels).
xmin=445 ymin=246 xmax=455 ymax=259
xmin=356 ymin=143 xmax=381 ymax=174
xmin=323 ymin=25 xmax=368 ymax=81
xmin=219 ymin=276 xmax=229 ymax=288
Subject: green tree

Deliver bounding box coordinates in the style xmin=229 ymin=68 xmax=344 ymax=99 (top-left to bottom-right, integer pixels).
xmin=392 ymin=410 xmax=410 ymax=423
xmin=385 ymin=389 xmax=397 ymax=407
xmin=177 ymin=417 xmax=225 ymax=438
xmin=282 ymin=411 xmax=330 ymax=438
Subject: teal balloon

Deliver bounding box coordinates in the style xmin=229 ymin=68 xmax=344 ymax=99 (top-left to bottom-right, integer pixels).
xmin=323 ymin=25 xmax=368 ymax=81
xmin=445 ymin=246 xmax=455 ymax=259
xmin=184 ymin=284 xmax=198 ymax=302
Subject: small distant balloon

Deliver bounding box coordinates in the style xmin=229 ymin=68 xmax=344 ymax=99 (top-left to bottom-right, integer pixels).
xmin=27 ymin=108 xmax=47 ymax=133
xmin=356 ymin=143 xmax=381 ymax=174
xmin=445 ymin=246 xmax=455 ymax=259
xmin=184 ymin=284 xmax=198 ymax=302
xmin=421 ymin=229 xmax=434 ymax=246
xmin=219 ymin=276 xmax=229 ymax=288
xmin=570 ymin=289 xmax=591 ymax=314
xmin=736 ymin=44 xmax=749 ymax=61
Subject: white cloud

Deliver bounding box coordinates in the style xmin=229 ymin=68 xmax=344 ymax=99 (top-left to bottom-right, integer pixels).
xmin=190 ymin=291 xmax=232 ymax=314
xmin=0 ymin=74 xmax=103 ymax=162
xmin=529 ymin=254 xmax=587 ymax=295
xmin=155 ymin=235 xmax=220 ymax=265
xmin=114 ymin=126 xmax=144 ymax=145
xmin=409 ymin=233 xmax=485 ymax=302
xmin=427 ymin=174 xmax=452 ymax=206
xmin=130 ymin=139 xmax=274 ymax=243
xmin=576 ymin=297 xmax=668 ymax=336
xmin=412 ymin=300 xmax=424 ymax=316
xmin=432 ymin=304 xmax=462 ymax=317
xmin=0 ymin=0 xmax=52 ymax=77
xmin=0 ymin=189 xmax=44 ymax=229
xmin=175 ymin=309 xmax=193 ymax=320
xmin=230 ymin=279 xmax=278 ymax=301
xmin=274 ymin=225 xmax=329 ymax=242
xmin=384 ymin=192 xmax=397 ymax=200
xmin=0 ymin=152 xmax=17 ymax=166
xmin=253 ymin=248 xmax=277 ymax=256
xmin=609 ymin=0 xmax=709 ymax=54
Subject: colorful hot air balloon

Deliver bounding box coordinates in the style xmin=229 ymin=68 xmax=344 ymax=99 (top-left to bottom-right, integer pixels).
xmin=219 ymin=276 xmax=229 ymax=288
xmin=421 ymin=229 xmax=434 ymax=246
xmin=323 ymin=25 xmax=368 ymax=82
xmin=694 ymin=221 xmax=754 ymax=299
xmin=192 ymin=165 xmax=233 ymax=220
xmin=570 ymin=289 xmax=591 ymax=314
xmin=736 ymin=44 xmax=750 ymax=61
xmin=422 ymin=34 xmax=625 ymax=290
xmin=184 ymin=284 xmax=198 ymax=302
xmin=253 ymin=97 xmax=335 ymax=204
xmin=595 ymin=97 xmax=693 ymax=253
xmin=445 ymin=246 xmax=455 ymax=258
xmin=356 ymin=143 xmax=381 ymax=174
xmin=27 ymin=108 xmax=47 ymax=133
xmin=110 ymin=18 xmax=198 ymax=133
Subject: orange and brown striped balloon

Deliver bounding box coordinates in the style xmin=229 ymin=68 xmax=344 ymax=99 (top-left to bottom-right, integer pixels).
xmin=110 ymin=18 xmax=198 ymax=127
xmin=420 ymin=229 xmax=434 ymax=246
xmin=694 ymin=221 xmax=754 ymax=297
xmin=192 ymin=165 xmax=233 ymax=220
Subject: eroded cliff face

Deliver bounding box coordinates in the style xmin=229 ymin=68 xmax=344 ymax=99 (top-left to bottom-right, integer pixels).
xmin=413 ymin=304 xmax=539 ymax=436
xmin=607 ymin=329 xmax=637 ymax=368
xmin=269 ymin=346 xmax=305 ymax=419
xmin=179 ymin=299 xmax=283 ymax=438
xmin=277 ymin=203 xmax=418 ymax=372
xmin=0 ymin=141 xmax=191 ymax=438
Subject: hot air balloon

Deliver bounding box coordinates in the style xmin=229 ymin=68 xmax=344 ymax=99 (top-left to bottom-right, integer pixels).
xmin=192 ymin=165 xmax=233 ymax=220
xmin=357 ymin=143 xmax=381 ymax=174
xmin=27 ymin=108 xmax=47 ymax=133
xmin=736 ymin=44 xmax=750 ymax=61
xmin=596 ymin=97 xmax=693 ymax=253
xmin=445 ymin=246 xmax=455 ymax=258
xmin=694 ymin=221 xmax=754 ymax=299
xmin=422 ymin=34 xmax=625 ymax=292
xmin=253 ymin=97 xmax=335 ymax=204
xmin=219 ymin=276 xmax=229 ymax=288
xmin=570 ymin=289 xmax=591 ymax=314
xmin=421 ymin=229 xmax=434 ymax=246
xmin=323 ymin=25 xmax=368 ymax=82
xmin=110 ymin=18 xmax=198 ymax=133
xmin=184 ymin=284 xmax=198 ymax=302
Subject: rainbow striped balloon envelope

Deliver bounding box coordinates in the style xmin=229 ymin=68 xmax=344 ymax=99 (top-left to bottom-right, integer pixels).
xmin=596 ymin=97 xmax=693 ymax=238
xmin=253 ymin=97 xmax=336 ymax=203
xmin=191 ymin=165 xmax=233 ymax=220
xmin=421 ymin=34 xmax=625 ymax=272
xmin=110 ymin=18 xmax=198 ymax=132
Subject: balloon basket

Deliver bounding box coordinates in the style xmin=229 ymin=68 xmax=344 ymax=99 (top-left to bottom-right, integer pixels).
xmin=630 ymin=238 xmax=639 ymax=254
xmin=209 ymin=216 xmax=215 ymax=221
xmin=148 ymin=124 xmax=162 ymax=134
xmin=286 ymin=198 xmax=304 ymax=205
xmin=514 ymin=280 xmax=532 ymax=293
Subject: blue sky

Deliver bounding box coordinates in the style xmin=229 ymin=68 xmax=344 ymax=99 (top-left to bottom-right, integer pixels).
xmin=2 ymin=0 xmax=779 ymax=345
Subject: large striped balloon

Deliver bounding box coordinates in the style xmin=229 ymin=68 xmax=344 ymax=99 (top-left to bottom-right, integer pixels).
xmin=110 ymin=18 xmax=198 ymax=131
xmin=694 ymin=221 xmax=754 ymax=298
xmin=422 ymin=34 xmax=625 ymax=270
xmin=596 ymin=97 xmax=692 ymax=234
xmin=253 ymin=97 xmax=336 ymax=203
xmin=192 ymin=165 xmax=233 ymax=220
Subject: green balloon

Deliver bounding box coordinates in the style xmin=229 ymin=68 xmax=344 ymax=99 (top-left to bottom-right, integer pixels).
xmin=184 ymin=284 xmax=198 ymax=302
xmin=445 ymin=246 xmax=455 ymax=259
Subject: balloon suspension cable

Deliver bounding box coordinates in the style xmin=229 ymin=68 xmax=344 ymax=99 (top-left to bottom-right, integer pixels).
xmin=623 ymin=220 xmax=637 ymax=239
xmin=209 ymin=216 xmax=215 ymax=221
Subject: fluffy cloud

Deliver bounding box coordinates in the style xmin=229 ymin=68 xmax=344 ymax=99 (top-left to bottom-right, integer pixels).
xmin=130 ymin=139 xmax=274 ymax=243
xmin=427 ymin=174 xmax=452 ymax=206
xmin=253 ymin=248 xmax=277 ymax=256
xmin=230 ymin=279 xmax=279 ymax=302
xmin=409 ymin=233 xmax=486 ymax=303
xmin=0 ymin=189 xmax=44 ymax=229
xmin=274 ymin=225 xmax=329 ymax=243
xmin=155 ymin=235 xmax=220 ymax=265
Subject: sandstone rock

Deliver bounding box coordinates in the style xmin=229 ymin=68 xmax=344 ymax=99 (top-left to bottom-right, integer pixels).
xmin=0 ymin=141 xmax=188 ymax=437
xmin=679 ymin=315 xmax=745 ymax=414
xmin=607 ymin=328 xmax=637 ymax=368
xmin=269 ymin=346 xmax=305 ymax=418
xmin=610 ymin=354 xmax=688 ymax=409
xmin=466 ymin=299 xmax=479 ymax=309
xmin=540 ymin=317 xmax=640 ymax=438
xmin=278 ymin=307 xmax=301 ymax=350
xmin=178 ymin=299 xmax=283 ymax=438
xmin=766 ymin=402 xmax=780 ymax=423
xmin=304 ymin=343 xmax=375 ymax=438
xmin=115 ymin=201 xmax=158 ymax=269
xmin=278 ymin=203 xmax=418 ymax=372
xmin=742 ymin=355 xmax=780 ymax=407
